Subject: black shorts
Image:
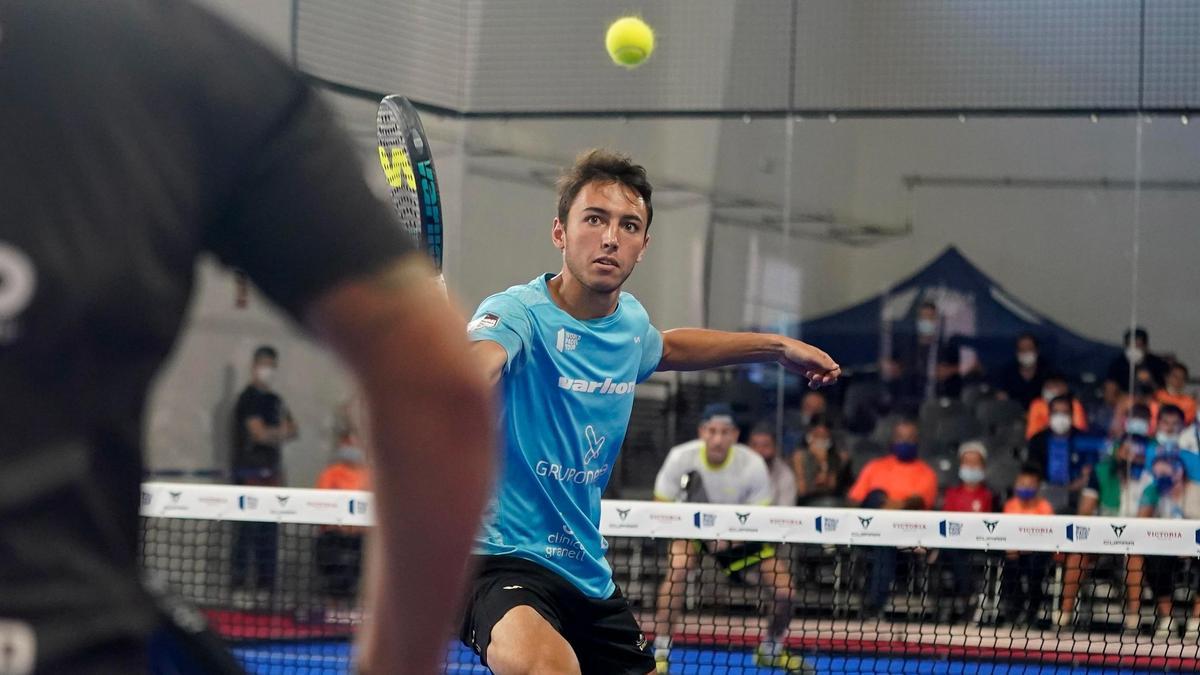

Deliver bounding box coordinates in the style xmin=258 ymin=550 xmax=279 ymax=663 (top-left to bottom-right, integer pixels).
xmin=459 ymin=555 xmax=654 ymax=675
xmin=691 ymin=540 xmax=778 ymax=583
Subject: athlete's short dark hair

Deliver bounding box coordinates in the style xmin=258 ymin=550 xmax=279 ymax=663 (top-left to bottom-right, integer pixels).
xmin=556 ymin=149 xmax=653 ymax=229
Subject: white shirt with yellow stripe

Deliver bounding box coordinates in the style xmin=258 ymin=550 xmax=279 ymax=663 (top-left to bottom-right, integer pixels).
xmin=653 ymin=439 xmax=772 ymax=505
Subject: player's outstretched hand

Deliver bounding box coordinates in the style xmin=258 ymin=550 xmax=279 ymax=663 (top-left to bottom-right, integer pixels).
xmin=778 ymin=339 xmax=841 ymax=389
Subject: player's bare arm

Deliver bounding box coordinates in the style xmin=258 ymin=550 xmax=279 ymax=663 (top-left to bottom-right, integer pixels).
xmin=305 ymin=256 xmax=496 ymax=674
xmin=657 ymin=328 xmax=842 ymax=388
xmin=472 ymin=340 xmax=509 ymax=385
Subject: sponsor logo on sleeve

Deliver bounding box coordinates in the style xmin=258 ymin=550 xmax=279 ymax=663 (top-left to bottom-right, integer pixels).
xmin=467 ymin=312 xmax=500 ymax=333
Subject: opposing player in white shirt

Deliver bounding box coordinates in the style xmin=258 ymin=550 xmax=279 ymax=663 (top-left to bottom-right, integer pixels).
xmin=651 ymin=404 xmax=807 ymax=673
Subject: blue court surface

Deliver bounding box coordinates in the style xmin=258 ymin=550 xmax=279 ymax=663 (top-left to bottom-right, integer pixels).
xmin=233 ymin=640 xmax=1179 ymax=675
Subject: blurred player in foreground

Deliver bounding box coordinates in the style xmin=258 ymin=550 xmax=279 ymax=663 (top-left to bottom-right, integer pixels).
xmin=0 ymin=2 xmax=493 ymax=673
xmin=460 ymin=149 xmax=840 ymax=674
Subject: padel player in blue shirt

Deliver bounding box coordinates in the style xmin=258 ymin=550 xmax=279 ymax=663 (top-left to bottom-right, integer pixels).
xmin=461 ymin=149 xmax=841 ymax=675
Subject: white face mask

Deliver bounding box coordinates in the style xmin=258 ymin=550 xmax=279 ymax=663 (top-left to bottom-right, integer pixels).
xmin=959 ymin=466 xmax=985 ymax=485
xmin=1049 ymin=413 xmax=1072 ymax=435
xmin=1017 ymin=351 xmax=1038 ymax=368
xmin=808 ymin=438 xmax=832 ymax=452
xmin=254 ymin=365 xmax=276 ymax=385
xmin=1126 ymin=417 xmax=1150 ymax=437
xmin=334 ymin=444 xmax=366 ymax=464
xmin=1126 ymin=346 xmax=1145 ymax=365
xmin=1156 ymin=432 xmax=1180 ymax=448
xmin=1042 ymin=388 xmax=1060 ymax=402
xmin=917 ymin=318 xmax=937 ymax=336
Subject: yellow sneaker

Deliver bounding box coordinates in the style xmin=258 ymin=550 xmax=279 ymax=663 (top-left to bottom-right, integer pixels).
xmin=753 ymin=644 xmax=814 ymax=673
xmin=654 ymin=654 xmax=669 ymax=674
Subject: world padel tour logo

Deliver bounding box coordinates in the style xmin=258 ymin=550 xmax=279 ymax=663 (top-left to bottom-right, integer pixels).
xmin=141 ymin=490 xmax=153 ymax=507
xmin=1066 ymin=524 xmax=1090 ymax=541
xmin=349 ymin=499 xmax=369 ymax=516
xmin=238 ymin=495 xmax=258 ymax=510
xmin=693 ymin=512 xmax=717 ymax=529
xmin=814 ymin=516 xmax=838 ymax=533
xmin=938 ymin=520 xmax=962 ymax=537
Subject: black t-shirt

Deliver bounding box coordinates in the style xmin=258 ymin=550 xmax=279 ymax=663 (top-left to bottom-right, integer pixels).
xmin=1105 ymin=352 xmax=1171 ymax=391
xmin=994 ymin=359 xmax=1048 ymax=408
xmin=232 ymin=386 xmax=288 ymax=473
xmin=0 ymin=1 xmax=414 ymax=665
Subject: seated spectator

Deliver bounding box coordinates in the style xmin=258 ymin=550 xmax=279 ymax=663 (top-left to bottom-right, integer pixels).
xmin=937 ymin=440 xmax=996 ymax=621
xmin=1026 ymin=395 xmax=1095 ymax=513
xmin=651 ymin=404 xmax=805 ymax=671
xmin=314 ymin=434 xmax=369 ymax=598
xmin=1105 ymin=326 xmax=1170 ymax=398
xmin=1157 ymin=363 xmax=1196 ymax=426
xmin=747 ymin=423 xmax=798 ymax=507
xmin=1138 ymin=454 xmax=1200 ymax=639
xmin=791 ymin=417 xmax=851 ymax=505
xmin=785 ymin=390 xmax=829 ymax=446
xmin=1110 ymin=396 xmax=1159 ymax=444
xmin=994 ymin=333 xmax=1050 ymax=409
xmin=1001 ymin=464 xmax=1054 ymax=626
xmin=1059 ymin=430 xmax=1153 ymax=628
xmin=1025 ymin=373 xmax=1087 ymax=440
xmin=847 ymin=420 xmax=937 ymax=617
xmin=942 ymin=440 xmax=996 ymax=513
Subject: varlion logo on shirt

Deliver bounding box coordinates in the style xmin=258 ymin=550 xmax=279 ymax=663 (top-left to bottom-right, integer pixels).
xmin=558 ymin=376 xmax=636 ymax=395
xmin=467 ymin=312 xmax=500 ymax=333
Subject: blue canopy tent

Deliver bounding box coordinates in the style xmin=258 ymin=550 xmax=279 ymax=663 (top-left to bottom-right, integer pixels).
xmin=793 ymin=247 xmax=1120 ymax=380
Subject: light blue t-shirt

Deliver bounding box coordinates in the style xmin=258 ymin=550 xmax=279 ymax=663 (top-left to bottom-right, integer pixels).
xmin=468 ymin=274 xmax=662 ymax=598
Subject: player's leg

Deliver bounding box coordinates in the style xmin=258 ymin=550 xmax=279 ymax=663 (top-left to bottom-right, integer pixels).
xmin=1125 ymin=554 xmax=1146 ymax=630
xmin=573 ymin=585 xmax=656 ymax=675
xmin=1059 ymin=552 xmax=1090 ymax=626
xmin=753 ymin=546 xmax=811 ymax=673
xmin=652 ymin=539 xmax=698 ymax=669
xmin=488 ymin=607 xmax=580 ymax=675
xmin=459 ymin=556 xmax=578 ymax=675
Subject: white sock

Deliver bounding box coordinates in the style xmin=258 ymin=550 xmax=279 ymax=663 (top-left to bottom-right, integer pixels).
xmin=654 ymin=634 xmax=671 ymax=659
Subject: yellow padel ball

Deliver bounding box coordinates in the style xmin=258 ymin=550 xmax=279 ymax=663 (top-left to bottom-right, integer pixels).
xmin=606 ymin=16 xmax=655 ymax=69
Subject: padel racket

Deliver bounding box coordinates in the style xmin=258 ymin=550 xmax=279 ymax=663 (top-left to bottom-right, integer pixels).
xmin=376 ymin=96 xmax=444 ymax=278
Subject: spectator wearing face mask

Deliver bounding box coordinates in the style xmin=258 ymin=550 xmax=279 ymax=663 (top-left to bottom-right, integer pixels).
xmin=1138 ymin=454 xmax=1200 ymax=639
xmin=847 ymin=420 xmax=937 ymax=617
xmin=315 ymin=432 xmax=370 ymax=598
xmin=792 ymin=417 xmax=851 ymax=505
xmin=1105 ymin=327 xmax=1171 ymax=398
xmin=1025 ymin=374 xmax=1088 ymax=440
xmin=230 ymin=344 xmax=298 ymax=601
xmin=1110 ymin=381 xmax=1162 ymax=440
xmin=747 ymin=424 xmax=798 ymax=507
xmin=1156 ymin=363 xmax=1196 ymax=426
xmin=884 ymin=301 xmax=944 ymax=409
xmin=1000 ymin=465 xmax=1054 ymax=626
xmin=1026 ymin=395 xmax=1095 ymax=513
xmin=994 ymin=333 xmax=1050 ymax=409
xmin=1059 ymin=427 xmax=1154 ymax=628
xmin=941 ymin=441 xmax=996 ymax=513
xmin=936 ymin=441 xmax=996 ymax=622
xmin=1142 ymin=405 xmax=1199 ymax=485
